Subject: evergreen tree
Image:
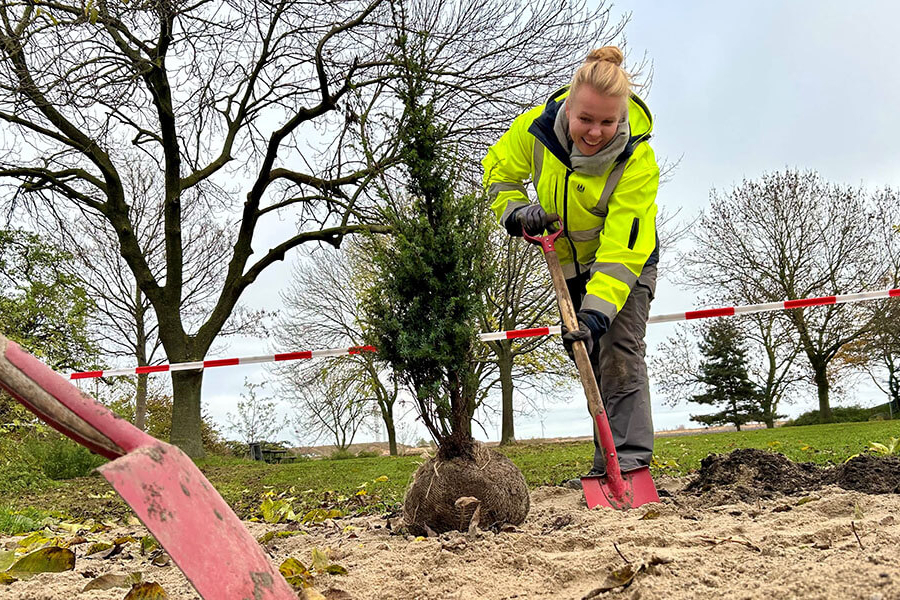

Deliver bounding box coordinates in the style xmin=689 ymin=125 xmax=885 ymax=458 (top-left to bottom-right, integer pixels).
xmin=691 ymin=319 xmax=762 ymax=430
xmin=362 ymin=37 xmax=493 ymax=461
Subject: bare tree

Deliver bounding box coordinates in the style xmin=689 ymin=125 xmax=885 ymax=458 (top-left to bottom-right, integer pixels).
xmin=275 ymin=241 xmax=402 ymax=454
xmin=682 ymin=170 xmax=881 ymax=422
xmin=479 ymin=230 xmax=573 ymax=445
xmin=288 ymin=363 xmax=372 ymax=451
xmin=833 ymin=188 xmax=900 ymax=413
xmin=225 ymin=380 xmax=284 ymax=446
xmin=0 ymin=0 xmax=621 ymax=456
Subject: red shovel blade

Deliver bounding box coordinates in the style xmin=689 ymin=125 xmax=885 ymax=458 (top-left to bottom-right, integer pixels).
xmin=0 ymin=337 xmax=297 ymax=600
xmin=99 ymin=444 xmax=296 ymax=599
xmin=581 ymin=466 xmax=660 ymax=510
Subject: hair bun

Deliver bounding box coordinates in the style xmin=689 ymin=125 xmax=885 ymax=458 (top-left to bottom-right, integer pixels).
xmin=586 ymin=46 xmax=624 ymax=67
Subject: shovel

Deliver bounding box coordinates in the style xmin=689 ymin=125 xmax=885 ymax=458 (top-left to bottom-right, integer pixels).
xmin=0 ymin=335 xmax=296 ymax=599
xmin=523 ymin=217 xmax=659 ymax=510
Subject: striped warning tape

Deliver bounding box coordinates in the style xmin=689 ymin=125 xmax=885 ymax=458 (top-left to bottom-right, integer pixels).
xmin=68 ymin=287 xmax=900 ymax=380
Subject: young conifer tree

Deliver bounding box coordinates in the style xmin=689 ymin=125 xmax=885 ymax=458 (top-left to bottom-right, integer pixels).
xmin=362 ymin=44 xmax=493 ymax=461
xmin=691 ymin=319 xmax=763 ymax=430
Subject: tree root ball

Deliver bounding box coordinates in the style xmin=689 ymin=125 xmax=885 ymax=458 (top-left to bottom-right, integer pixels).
xmin=402 ymin=442 xmax=529 ymax=536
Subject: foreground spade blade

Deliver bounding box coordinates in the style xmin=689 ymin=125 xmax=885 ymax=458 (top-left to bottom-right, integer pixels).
xmin=99 ymin=444 xmax=296 ymax=600
xmin=581 ymin=466 xmax=660 ymax=510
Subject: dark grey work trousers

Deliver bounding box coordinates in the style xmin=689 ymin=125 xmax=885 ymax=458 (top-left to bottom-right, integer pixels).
xmin=565 ymin=264 xmax=657 ymax=473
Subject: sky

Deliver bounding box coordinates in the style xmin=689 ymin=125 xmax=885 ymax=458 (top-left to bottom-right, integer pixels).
xmin=166 ymin=0 xmax=900 ymax=445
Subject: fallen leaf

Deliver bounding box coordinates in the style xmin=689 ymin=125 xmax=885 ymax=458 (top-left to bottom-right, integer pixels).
xmin=0 ymin=572 xmax=17 ymax=585
xmin=311 ymin=548 xmax=330 ymax=571
xmin=140 ymin=536 xmax=158 ymax=555
xmin=149 ymin=550 xmax=170 ymax=567
xmin=82 ymin=572 xmax=142 ymax=592
xmin=0 ymin=550 xmax=14 ymax=571
xmin=64 ymin=536 xmax=88 ymax=548
xmin=583 ymin=556 xmax=673 ymax=599
xmin=640 ymin=509 xmax=661 ymax=520
xmin=85 ymin=542 xmax=113 ymax=556
xmin=113 ymin=536 xmax=138 ymax=546
xmin=124 ymin=581 xmax=169 ymax=599
xmin=7 ymin=547 xmax=75 ymax=578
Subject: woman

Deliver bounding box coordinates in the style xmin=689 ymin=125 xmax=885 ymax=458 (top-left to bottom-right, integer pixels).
xmin=483 ymin=46 xmax=659 ymax=482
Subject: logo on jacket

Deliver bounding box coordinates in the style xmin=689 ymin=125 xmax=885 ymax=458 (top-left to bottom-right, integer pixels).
xmin=576 ymin=183 xmax=585 ymax=192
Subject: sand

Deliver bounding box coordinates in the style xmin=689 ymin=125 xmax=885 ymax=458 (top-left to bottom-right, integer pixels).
xmin=1 ymin=469 xmax=898 ymax=600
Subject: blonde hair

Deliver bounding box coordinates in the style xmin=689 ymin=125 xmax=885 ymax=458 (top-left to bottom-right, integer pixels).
xmin=570 ymin=46 xmax=631 ymax=98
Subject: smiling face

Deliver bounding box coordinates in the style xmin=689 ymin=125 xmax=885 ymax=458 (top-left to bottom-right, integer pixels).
xmin=565 ymin=85 xmax=626 ymax=156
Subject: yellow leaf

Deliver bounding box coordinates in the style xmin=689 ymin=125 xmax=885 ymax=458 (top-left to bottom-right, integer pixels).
xmin=7 ymin=547 xmax=75 ymax=577
xmin=113 ymin=536 xmax=138 ymax=546
xmin=85 ymin=542 xmax=113 ymax=556
xmin=0 ymin=572 xmax=17 ymax=585
xmin=311 ymin=548 xmax=330 ymax=571
xmin=124 ymin=582 xmax=169 ymax=599
xmin=57 ymin=522 xmax=83 ymax=534
xmin=279 ymin=557 xmax=309 ymax=578
xmin=374 ymin=476 xmax=389 ymax=482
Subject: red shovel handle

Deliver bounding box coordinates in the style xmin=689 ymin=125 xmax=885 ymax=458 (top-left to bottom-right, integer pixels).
xmin=0 ymin=336 xmax=155 ymax=459
xmin=523 ymin=223 xmax=627 ymax=497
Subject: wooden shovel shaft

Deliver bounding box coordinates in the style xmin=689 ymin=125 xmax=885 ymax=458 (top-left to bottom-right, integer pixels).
xmin=542 ymin=250 xmax=626 ymax=495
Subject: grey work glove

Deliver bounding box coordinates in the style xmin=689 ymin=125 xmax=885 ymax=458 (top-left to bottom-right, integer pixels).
xmin=561 ymin=317 xmax=594 ymax=358
xmin=561 ymin=310 xmax=609 ymax=359
xmin=515 ymin=204 xmax=549 ymax=236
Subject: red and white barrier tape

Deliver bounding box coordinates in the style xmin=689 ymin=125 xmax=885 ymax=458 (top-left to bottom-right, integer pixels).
xmin=68 ymin=287 xmax=900 ymax=380
xmin=648 ymin=287 xmax=900 ymax=324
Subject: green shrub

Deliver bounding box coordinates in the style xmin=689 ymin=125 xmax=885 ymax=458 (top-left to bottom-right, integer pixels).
xmin=355 ymin=450 xmax=380 ymax=459
xmin=22 ymin=434 xmax=107 ymax=480
xmin=784 ymin=404 xmax=888 ymax=427
xmin=328 ymin=449 xmax=356 ymax=460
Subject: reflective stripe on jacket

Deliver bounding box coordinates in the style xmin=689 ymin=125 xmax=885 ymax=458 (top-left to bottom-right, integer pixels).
xmin=482 ymin=87 xmax=659 ymax=324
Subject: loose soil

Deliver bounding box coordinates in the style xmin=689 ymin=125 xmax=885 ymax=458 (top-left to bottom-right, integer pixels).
xmin=2 ymin=449 xmax=899 ymax=600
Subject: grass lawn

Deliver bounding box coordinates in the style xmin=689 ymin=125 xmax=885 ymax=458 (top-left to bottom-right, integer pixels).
xmin=1 ymin=419 xmax=897 ymax=532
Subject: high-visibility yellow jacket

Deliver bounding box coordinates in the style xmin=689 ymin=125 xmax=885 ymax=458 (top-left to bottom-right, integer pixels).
xmin=483 ymin=87 xmax=659 ymax=328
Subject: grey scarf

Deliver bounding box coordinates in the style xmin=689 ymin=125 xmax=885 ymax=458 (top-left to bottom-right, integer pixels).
xmin=554 ymin=99 xmax=630 ymax=176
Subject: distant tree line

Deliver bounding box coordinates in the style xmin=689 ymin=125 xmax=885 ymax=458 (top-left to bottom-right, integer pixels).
xmin=651 ymin=170 xmax=900 ymax=428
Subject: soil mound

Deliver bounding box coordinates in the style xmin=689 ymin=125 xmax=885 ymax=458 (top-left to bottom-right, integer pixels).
xmin=686 ymin=448 xmax=900 ymax=502
xmin=826 ymin=454 xmax=900 ymax=494
xmin=685 ymin=448 xmax=820 ymax=501
xmin=403 ymin=442 xmax=529 ymax=536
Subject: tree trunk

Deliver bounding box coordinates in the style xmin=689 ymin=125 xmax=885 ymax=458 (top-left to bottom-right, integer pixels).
xmin=888 ymin=361 xmax=899 ymax=415
xmin=498 ymin=348 xmax=515 ymax=446
xmin=812 ymin=361 xmax=832 ymax=423
xmin=383 ymin=407 xmax=397 ymax=456
xmin=170 ymin=370 xmax=205 ymax=458
xmin=135 ymin=373 xmax=148 ymax=431
xmin=134 ymin=282 xmax=148 ymax=431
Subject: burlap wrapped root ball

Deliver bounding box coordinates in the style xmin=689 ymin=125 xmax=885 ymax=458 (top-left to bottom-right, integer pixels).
xmin=403 ymin=442 xmax=529 ymax=536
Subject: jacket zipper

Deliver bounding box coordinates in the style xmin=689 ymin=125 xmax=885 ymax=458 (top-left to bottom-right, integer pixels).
xmin=562 ymin=169 xmax=580 ymax=276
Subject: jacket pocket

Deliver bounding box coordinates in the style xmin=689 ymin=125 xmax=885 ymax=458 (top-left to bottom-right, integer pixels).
xmin=627 ymin=217 xmax=640 ymax=250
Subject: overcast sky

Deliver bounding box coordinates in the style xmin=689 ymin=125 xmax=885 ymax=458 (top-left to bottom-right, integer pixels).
xmin=192 ymin=0 xmax=900 ymax=445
